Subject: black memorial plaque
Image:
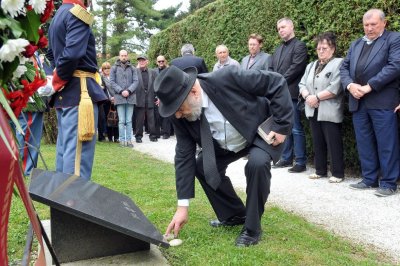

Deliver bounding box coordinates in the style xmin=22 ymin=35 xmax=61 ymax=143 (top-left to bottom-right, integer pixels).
xmin=29 ymin=169 xmax=169 ymax=263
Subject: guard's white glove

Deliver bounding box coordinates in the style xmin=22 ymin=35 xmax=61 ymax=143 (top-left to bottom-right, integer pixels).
xmin=37 ymin=75 xmax=56 ymax=96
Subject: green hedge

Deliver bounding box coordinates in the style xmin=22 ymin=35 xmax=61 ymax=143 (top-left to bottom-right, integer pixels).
xmin=148 ymin=0 xmax=400 ymax=174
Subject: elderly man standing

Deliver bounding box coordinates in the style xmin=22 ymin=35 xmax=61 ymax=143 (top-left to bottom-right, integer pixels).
xmin=110 ymin=50 xmax=139 ymax=147
xmin=213 ymin=45 xmax=240 ymax=71
xmin=155 ymin=66 xmax=292 ymax=246
xmin=269 ymin=17 xmax=308 ymax=172
xmin=240 ymin=34 xmax=270 ymax=70
xmin=340 ymin=9 xmax=400 ymax=197
xmin=170 ymin=43 xmax=208 ymax=73
xmin=47 ymin=0 xmax=107 ymax=180
xmin=156 ymin=55 xmax=168 ymax=73
xmin=134 ymin=55 xmax=158 ymax=143
xmin=155 ymin=55 xmax=173 ymax=139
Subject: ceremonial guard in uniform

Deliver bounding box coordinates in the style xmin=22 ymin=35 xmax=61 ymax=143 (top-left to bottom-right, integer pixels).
xmin=47 ymin=0 xmax=107 ymax=180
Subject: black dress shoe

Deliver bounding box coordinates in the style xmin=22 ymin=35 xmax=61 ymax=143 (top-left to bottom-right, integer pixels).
xmin=209 ymin=215 xmax=246 ymax=227
xmin=136 ymin=138 xmax=142 ymax=143
xmin=235 ymin=227 xmax=262 ymax=247
xmin=288 ymin=164 xmax=306 ymax=173
xmin=162 ymin=134 xmax=170 ymax=139
xmin=272 ymin=160 xmax=292 ymax=168
xmin=150 ymin=138 xmax=158 ymax=142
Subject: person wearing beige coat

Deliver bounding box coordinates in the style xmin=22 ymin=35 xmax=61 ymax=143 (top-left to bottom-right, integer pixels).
xmin=299 ymin=32 xmax=345 ymax=183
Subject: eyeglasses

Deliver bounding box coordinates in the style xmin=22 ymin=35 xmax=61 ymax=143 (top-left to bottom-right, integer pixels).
xmin=103 ymin=67 xmax=110 ymax=69
xmin=316 ymin=47 xmax=329 ymax=52
xmin=157 ymin=60 xmax=165 ymax=63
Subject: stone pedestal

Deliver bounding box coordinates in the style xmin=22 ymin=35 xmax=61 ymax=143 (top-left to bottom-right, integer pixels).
xmin=29 ymin=169 xmax=169 ymax=264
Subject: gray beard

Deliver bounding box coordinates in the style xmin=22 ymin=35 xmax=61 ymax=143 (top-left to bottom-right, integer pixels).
xmin=185 ymin=95 xmax=202 ymax=122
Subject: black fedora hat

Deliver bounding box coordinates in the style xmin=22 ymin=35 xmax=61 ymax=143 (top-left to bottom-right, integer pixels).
xmin=154 ymin=65 xmax=198 ymax=117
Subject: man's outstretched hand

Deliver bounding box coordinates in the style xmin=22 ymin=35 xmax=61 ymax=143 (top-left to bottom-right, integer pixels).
xmin=165 ymin=206 xmax=188 ymax=238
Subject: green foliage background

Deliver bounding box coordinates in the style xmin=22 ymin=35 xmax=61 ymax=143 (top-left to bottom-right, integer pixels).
xmin=148 ymin=0 xmax=400 ymax=174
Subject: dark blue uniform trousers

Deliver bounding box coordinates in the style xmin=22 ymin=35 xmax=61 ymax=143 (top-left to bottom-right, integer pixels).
xmin=56 ymin=105 xmax=98 ymax=181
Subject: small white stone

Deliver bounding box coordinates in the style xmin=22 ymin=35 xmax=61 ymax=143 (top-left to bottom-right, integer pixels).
xmin=164 ymin=233 xmax=175 ymax=241
xmin=169 ymin=238 xmax=183 ymax=247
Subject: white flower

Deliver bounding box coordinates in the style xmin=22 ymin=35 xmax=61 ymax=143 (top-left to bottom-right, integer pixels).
xmin=18 ymin=55 xmax=30 ymax=65
xmin=29 ymin=0 xmax=47 ymax=14
xmin=0 ymin=38 xmax=30 ymax=63
xmin=1 ymin=0 xmax=26 ymax=18
xmin=12 ymin=65 xmax=28 ymax=79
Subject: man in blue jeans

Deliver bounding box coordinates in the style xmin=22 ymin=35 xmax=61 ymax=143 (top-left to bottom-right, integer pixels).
xmin=269 ymin=17 xmax=308 ymax=172
xmin=110 ymin=50 xmax=139 ymax=147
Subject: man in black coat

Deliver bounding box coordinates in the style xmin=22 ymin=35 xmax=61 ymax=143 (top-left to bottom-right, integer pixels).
xmin=155 ymin=55 xmax=173 ymax=139
xmin=154 ymin=65 xmax=292 ymax=246
xmin=135 ymin=55 xmax=158 ymax=142
xmin=170 ymin=43 xmax=208 ymax=73
xmin=269 ymin=17 xmax=308 ymax=173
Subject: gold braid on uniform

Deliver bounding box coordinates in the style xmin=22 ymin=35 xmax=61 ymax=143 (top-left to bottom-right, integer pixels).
xmin=69 ymin=4 xmax=94 ymax=26
xmin=72 ymin=70 xmax=97 ymax=177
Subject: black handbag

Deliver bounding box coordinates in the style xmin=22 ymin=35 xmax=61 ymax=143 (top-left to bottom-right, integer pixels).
xmin=107 ymin=105 xmax=118 ymax=127
xmin=297 ymin=94 xmax=305 ymax=112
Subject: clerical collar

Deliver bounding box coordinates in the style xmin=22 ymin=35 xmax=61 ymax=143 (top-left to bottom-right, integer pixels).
xmin=283 ymin=37 xmax=294 ymax=46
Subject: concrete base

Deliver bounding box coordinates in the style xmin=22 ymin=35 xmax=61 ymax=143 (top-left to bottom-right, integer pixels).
xmin=41 ymin=220 xmax=169 ymax=265
xmin=51 ymin=208 xmax=149 ymax=263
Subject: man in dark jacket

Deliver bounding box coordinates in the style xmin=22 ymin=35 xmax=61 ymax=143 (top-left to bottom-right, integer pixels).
xmin=170 ymin=43 xmax=208 ymax=73
xmin=155 ymin=55 xmax=173 ymax=139
xmin=155 ymin=66 xmax=292 ymax=246
xmin=269 ymin=17 xmax=308 ymax=173
xmin=134 ymin=55 xmax=158 ymax=142
xmin=340 ymin=9 xmax=400 ymax=197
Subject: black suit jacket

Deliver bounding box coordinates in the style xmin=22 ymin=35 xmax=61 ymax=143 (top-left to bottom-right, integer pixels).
xmin=171 ymin=54 xmax=208 ymax=73
xmin=269 ymin=37 xmax=308 ymax=99
xmin=171 ymin=66 xmax=293 ymax=199
xmin=135 ymin=68 xmax=157 ymax=108
xmin=340 ymin=30 xmax=400 ymax=112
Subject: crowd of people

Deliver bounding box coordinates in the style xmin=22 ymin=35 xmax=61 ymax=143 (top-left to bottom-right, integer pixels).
xmin=96 ymin=51 xmax=174 ymax=147
xmin=16 ymin=0 xmax=399 ymax=249
xmin=42 ymin=6 xmax=398 ymax=197
xmin=153 ymin=8 xmax=400 ymax=249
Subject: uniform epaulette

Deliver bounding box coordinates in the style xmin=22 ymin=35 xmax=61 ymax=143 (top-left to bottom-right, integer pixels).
xmin=70 ymin=4 xmax=94 ymax=26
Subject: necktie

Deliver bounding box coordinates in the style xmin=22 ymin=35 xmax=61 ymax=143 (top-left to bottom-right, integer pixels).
xmin=200 ymin=111 xmax=221 ymax=190
xmin=247 ymin=56 xmax=255 ymax=69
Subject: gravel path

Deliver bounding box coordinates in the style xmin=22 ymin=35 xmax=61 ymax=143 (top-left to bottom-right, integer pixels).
xmin=133 ymin=136 xmax=400 ymax=263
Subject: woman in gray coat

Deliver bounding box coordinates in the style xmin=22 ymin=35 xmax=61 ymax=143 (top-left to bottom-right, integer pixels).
xmin=299 ymin=32 xmax=345 ymax=183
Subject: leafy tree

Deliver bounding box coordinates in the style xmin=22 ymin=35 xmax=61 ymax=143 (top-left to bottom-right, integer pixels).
xmin=189 ymin=0 xmax=215 ymax=12
xmin=92 ymin=0 xmax=179 ymax=58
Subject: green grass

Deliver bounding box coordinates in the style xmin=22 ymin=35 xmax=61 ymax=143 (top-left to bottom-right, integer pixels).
xmin=7 ymin=142 xmax=395 ymax=265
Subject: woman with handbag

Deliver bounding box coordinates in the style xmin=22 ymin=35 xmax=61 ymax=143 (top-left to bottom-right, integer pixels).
xmin=101 ymin=62 xmax=119 ymax=142
xmin=299 ymin=32 xmax=345 ymax=183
